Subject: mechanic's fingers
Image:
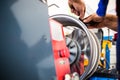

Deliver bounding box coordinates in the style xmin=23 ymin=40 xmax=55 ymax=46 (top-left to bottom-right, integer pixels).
xmin=75 ymin=11 xmax=79 ymax=16
xmin=72 ymin=9 xmax=78 ymax=15
xmin=71 ymin=8 xmax=75 ymax=13
xmin=71 ymin=9 xmax=79 ymax=16
xmin=79 ymin=10 xmax=85 ymax=19
xmin=83 ymin=15 xmax=93 ymax=23
xmin=79 ymin=7 xmax=85 ymax=19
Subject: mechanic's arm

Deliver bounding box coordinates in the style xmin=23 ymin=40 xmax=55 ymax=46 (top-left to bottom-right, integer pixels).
xmin=87 ymin=14 xmax=118 ymax=32
xmin=102 ymin=14 xmax=118 ymax=31
xmin=97 ymin=0 xmax=109 ymax=17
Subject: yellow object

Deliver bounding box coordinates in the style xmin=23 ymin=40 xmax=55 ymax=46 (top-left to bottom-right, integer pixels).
xmin=84 ymin=59 xmax=88 ymax=66
xmin=98 ymin=40 xmax=112 ymax=68
xmin=102 ymin=40 xmax=112 ymax=49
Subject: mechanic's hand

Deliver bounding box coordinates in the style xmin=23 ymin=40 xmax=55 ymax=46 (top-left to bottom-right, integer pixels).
xmin=68 ymin=0 xmax=86 ymax=19
xmin=83 ymin=14 xmax=118 ymax=31
xmin=83 ymin=13 xmax=104 ymax=23
xmin=82 ymin=13 xmax=104 ymax=29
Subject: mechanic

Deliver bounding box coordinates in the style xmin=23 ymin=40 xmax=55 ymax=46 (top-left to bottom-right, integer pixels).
xmin=68 ymin=0 xmax=120 ymax=78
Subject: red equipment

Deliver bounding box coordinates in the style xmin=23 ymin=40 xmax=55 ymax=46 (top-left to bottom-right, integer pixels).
xmin=49 ymin=19 xmax=71 ymax=80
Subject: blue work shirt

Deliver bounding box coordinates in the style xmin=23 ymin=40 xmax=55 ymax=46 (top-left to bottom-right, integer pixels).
xmin=96 ymin=0 xmax=109 ymax=16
